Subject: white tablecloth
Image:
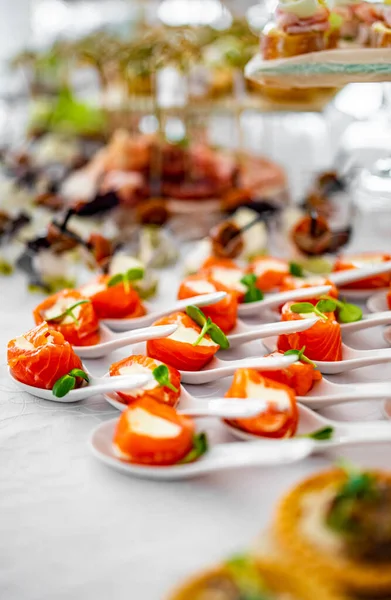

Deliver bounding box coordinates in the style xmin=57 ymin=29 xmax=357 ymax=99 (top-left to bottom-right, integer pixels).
xmin=1 ymin=269 xmax=391 ymax=600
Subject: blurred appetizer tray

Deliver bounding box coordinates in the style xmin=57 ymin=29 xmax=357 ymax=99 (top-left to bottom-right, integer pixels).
xmin=245 ymin=48 xmax=391 ymax=88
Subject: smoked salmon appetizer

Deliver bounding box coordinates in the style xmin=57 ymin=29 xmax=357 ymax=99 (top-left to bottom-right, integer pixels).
xmin=33 ymin=289 xmax=100 ymax=347
xmin=225 ymin=369 xmax=298 ymax=438
xmin=259 ymin=351 xmax=322 ymax=396
xmin=333 ymin=252 xmax=391 ymax=290
xmin=147 ymin=309 xmax=222 ymax=371
xmin=113 ymin=397 xmax=207 ymax=466
xmin=248 ymin=257 xmax=289 ymax=292
xmin=177 ymin=274 xmax=238 ymax=334
xmin=109 ymin=355 xmax=181 ymax=407
xmin=7 ymin=322 xmax=82 ymax=390
xmin=80 ymin=274 xmax=145 ymax=319
xmin=280 ymin=274 xmax=338 ymax=303
xmin=277 ymin=300 xmax=342 ymax=362
xmin=387 ymin=288 xmax=391 ymax=311
xmin=200 ymin=257 xmax=247 ymax=302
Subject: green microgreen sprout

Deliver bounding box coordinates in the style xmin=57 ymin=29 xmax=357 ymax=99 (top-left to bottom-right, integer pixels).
xmin=185 ymin=305 xmax=230 ymax=350
xmin=240 ymin=273 xmax=264 ymax=304
xmin=289 ymin=262 xmax=304 ymax=278
xmin=283 ymin=346 xmax=317 ymax=368
xmin=46 ymin=300 xmax=91 ymax=326
xmin=179 ymin=432 xmax=208 ymax=464
xmin=107 ymin=267 xmax=144 ymax=294
xmin=290 ymin=298 xmax=337 ymax=322
xmin=321 ymin=295 xmax=363 ymax=324
xmin=152 ymin=364 xmax=179 ymax=393
xmin=52 ymin=368 xmax=89 ymax=398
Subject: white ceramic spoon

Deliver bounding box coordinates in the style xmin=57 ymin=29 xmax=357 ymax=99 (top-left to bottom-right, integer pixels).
xmin=105 ymin=387 xmax=274 ymax=419
xmin=102 ymin=291 xmax=226 ymax=331
xmin=262 ymin=335 xmax=391 ymax=375
xmin=128 ymin=341 xmax=298 ymax=384
xmin=73 ymin=324 xmax=178 ymax=359
xmin=225 ymin=403 xmax=391 ymax=448
xmin=89 ymin=420 xmax=314 ymax=480
xmin=367 ymin=290 xmax=388 ymax=313
xmin=238 ymin=285 xmax=331 ymax=317
xmin=180 ymin=354 xmax=298 ymax=384
xmin=227 ymin=317 xmax=319 ymax=347
xmin=105 ymin=388 xmax=267 ymax=419
xmin=9 ymin=371 xmax=154 ymax=403
xmin=296 ymin=378 xmax=391 ymax=408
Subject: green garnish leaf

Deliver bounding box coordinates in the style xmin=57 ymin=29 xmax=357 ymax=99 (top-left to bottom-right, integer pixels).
xmin=69 ymin=369 xmax=90 ymax=383
xmin=107 ymin=273 xmax=123 ymax=287
xmin=290 ymin=302 xmax=315 ymax=314
xmin=209 ymin=323 xmax=230 ymax=350
xmin=47 ymin=300 xmax=90 ymax=325
xmin=326 ymin=462 xmax=380 ymax=534
xmin=179 ymin=432 xmax=208 ymax=464
xmin=290 ymin=301 xmax=331 ymax=322
xmin=338 ymin=303 xmax=363 ymax=323
xmin=186 ymin=305 xmax=230 ymax=349
xmin=152 ymin=364 xmax=179 ymax=393
xmin=52 ymin=374 xmax=77 ymax=398
xmin=125 ymin=268 xmax=145 ymax=281
xmin=107 ymin=268 xmax=145 ymax=293
xmin=316 ymin=299 xmax=337 ymax=314
xmin=284 ymin=346 xmax=317 ymax=368
xmin=289 ymin=262 xmax=304 ymax=277
xmin=241 ymin=274 xmax=264 ymax=304
xmin=225 ymin=555 xmax=271 ymax=599
xmin=52 ymin=368 xmax=89 ymax=398
xmin=320 ymin=294 xmax=362 ymax=324
xmin=241 ymin=273 xmax=257 ymax=287
xmin=185 ymin=305 xmax=207 ymax=328
xmin=329 ymin=11 xmax=343 ymax=30
xmin=303 ymin=426 xmax=334 ymax=441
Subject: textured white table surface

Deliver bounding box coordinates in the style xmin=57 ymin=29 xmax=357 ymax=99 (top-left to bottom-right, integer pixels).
xmin=1 ymin=266 xmax=391 ymax=600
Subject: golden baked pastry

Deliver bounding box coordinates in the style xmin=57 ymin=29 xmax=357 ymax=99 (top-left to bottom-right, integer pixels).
xmin=274 ymin=467 xmax=391 ymax=597
xmin=169 ymin=555 xmax=347 ymax=600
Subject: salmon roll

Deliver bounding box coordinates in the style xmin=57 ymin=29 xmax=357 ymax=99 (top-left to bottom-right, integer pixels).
xmin=113 ymin=397 xmax=196 ymax=466
xmin=201 ymin=257 xmax=247 ymax=302
xmin=109 ymin=355 xmax=181 ymax=407
xmin=80 ymin=274 xmax=145 ymax=320
xmin=147 ymin=311 xmax=220 ymax=371
xmin=7 ymin=322 xmax=82 ymax=390
xmin=260 ymin=350 xmax=322 ymax=396
xmin=280 ymin=274 xmax=338 ymax=303
xmin=277 ymin=301 xmax=342 ymax=362
xmin=333 ymin=252 xmax=391 ymax=290
xmin=177 ymin=274 xmax=238 ymax=333
xmin=248 ymin=257 xmax=289 ymax=293
xmin=33 ymin=289 xmax=100 ymax=347
xmin=225 ymin=369 xmax=298 ymax=438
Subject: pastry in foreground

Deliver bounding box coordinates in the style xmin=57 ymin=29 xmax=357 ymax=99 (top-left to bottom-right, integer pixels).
xmin=169 ymin=554 xmax=346 ymax=600
xmin=273 ymin=465 xmax=391 ymax=596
